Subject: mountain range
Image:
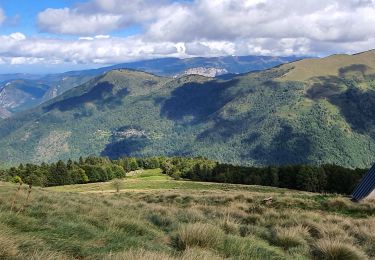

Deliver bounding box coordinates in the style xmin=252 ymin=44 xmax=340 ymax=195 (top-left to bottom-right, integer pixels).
xmin=0 ymin=55 xmax=300 ymax=118
xmin=0 ymin=51 xmax=374 ymax=168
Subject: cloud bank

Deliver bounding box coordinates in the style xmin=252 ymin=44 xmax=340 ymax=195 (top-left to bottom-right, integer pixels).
xmin=2 ymin=0 xmax=375 ymax=68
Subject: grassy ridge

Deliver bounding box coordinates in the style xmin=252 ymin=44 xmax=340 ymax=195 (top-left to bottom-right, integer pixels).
xmin=1 ymin=169 xmax=374 ymax=259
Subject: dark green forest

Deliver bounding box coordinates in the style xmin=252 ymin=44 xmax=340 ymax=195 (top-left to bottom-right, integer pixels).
xmin=0 ymin=156 xmax=366 ymax=195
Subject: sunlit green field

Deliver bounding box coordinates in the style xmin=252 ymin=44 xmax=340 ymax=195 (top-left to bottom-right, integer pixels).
xmin=1 ymin=169 xmax=374 ymax=259
xmin=48 ymin=169 xmax=283 ymax=194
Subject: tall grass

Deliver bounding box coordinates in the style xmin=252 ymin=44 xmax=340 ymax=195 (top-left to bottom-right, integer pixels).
xmin=312 ymin=238 xmax=367 ymax=260
xmin=172 ymin=223 xmax=225 ymax=250
xmin=0 ymin=180 xmax=374 ymax=259
xmin=0 ymin=230 xmax=19 ymax=258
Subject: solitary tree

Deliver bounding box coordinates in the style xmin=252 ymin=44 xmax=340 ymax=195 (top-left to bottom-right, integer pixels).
xmin=111 ymin=178 xmax=123 ymax=193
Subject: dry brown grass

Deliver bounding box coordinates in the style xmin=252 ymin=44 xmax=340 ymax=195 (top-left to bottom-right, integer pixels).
xmin=280 ymin=50 xmax=375 ymax=82
xmin=105 ymin=248 xmax=174 ymax=260
xmin=105 ymin=247 xmax=223 ymax=260
xmin=172 ymin=223 xmax=225 ymax=251
xmin=0 ymin=230 xmax=19 ymax=258
xmin=0 ymin=181 xmax=374 ymax=259
xmin=271 ymin=225 xmax=310 ymax=250
xmin=312 ymin=238 xmax=367 ymax=260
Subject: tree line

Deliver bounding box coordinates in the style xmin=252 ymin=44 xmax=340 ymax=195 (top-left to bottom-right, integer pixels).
xmin=160 ymin=157 xmax=367 ymax=195
xmin=0 ymin=156 xmax=160 ymax=187
xmin=0 ymin=156 xmax=368 ymax=195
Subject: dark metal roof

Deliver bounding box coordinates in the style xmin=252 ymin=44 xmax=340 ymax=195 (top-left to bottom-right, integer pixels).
xmin=352 ymin=163 xmax=375 ymax=201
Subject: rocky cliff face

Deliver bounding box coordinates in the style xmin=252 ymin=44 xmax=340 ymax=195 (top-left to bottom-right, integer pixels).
xmin=182 ymin=67 xmax=229 ymax=77
xmin=0 ymin=107 xmax=11 ymax=119
xmin=0 ymin=83 xmax=29 ymax=111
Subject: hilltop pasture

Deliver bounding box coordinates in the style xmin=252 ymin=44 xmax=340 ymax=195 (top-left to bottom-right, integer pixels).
xmin=0 ymin=169 xmax=374 ymax=259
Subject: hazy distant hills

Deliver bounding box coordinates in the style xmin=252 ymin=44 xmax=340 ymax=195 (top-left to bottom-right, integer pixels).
xmin=0 ymin=51 xmax=374 ymax=168
xmin=0 ymin=55 xmax=301 ymax=118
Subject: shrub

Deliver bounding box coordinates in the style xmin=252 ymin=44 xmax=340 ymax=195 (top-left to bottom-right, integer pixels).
xmin=172 ymin=223 xmax=225 ymax=251
xmin=312 ymin=238 xmax=367 ymax=260
xmin=11 ymin=176 xmax=23 ymax=184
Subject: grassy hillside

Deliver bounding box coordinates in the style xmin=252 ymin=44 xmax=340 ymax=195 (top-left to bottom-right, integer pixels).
xmin=0 ymin=51 xmax=375 ymax=167
xmin=0 ymin=169 xmax=374 ymax=259
xmin=281 ymin=50 xmax=375 ymax=82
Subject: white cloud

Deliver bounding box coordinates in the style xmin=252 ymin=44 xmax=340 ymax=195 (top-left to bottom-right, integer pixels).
xmin=37 ymin=8 xmax=123 ymax=35
xmin=41 ymin=0 xmax=375 ymax=43
xmin=0 ymin=8 xmax=6 ymax=25
xmin=37 ymin=0 xmax=169 ymax=35
xmin=9 ymin=32 xmax=26 ymax=41
xmin=0 ymin=33 xmax=181 ymax=65
xmin=1 ymin=0 xmax=375 ymax=68
xmin=2 ymin=32 xmax=375 ymax=67
xmin=145 ymin=0 xmax=375 ymax=43
xmin=79 ymin=35 xmax=111 ymax=41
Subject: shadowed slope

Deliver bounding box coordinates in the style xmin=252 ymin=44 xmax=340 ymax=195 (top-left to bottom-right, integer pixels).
xmin=1 ymin=51 xmax=375 ymax=167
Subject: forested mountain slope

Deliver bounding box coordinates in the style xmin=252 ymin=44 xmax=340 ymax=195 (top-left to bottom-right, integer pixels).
xmin=0 ymin=55 xmax=301 ymax=118
xmin=0 ymin=51 xmax=374 ymax=167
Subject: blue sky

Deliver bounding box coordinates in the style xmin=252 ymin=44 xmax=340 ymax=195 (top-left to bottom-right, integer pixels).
xmin=1 ymin=0 xmax=375 ymax=74
xmin=1 ymin=0 xmax=81 ymax=35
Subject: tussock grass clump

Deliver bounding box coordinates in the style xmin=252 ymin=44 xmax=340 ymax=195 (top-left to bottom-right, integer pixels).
xmin=312 ymin=238 xmax=367 ymax=260
xmin=105 ymin=248 xmax=174 ymax=260
xmin=221 ymin=235 xmax=284 ymax=259
xmin=239 ymin=224 xmax=269 ymax=239
xmin=179 ymin=247 xmax=223 ymax=260
xmin=349 ymin=220 xmax=375 ymax=257
xmin=218 ymin=215 xmax=239 ymax=234
xmin=270 ymin=225 xmax=309 ymax=250
xmin=113 ymin=219 xmax=154 ymax=236
xmin=26 ymin=250 xmax=69 ymax=260
xmin=0 ymin=230 xmax=19 ymax=258
xmin=105 ymin=247 xmax=223 ymax=260
xmin=148 ymin=213 xmax=174 ymax=230
xmin=322 ymin=198 xmax=351 ymax=211
xmin=172 ymin=223 xmax=225 ymax=251
xmin=176 ymin=208 xmax=204 ymax=223
xmin=302 ymin=220 xmax=325 ymax=238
